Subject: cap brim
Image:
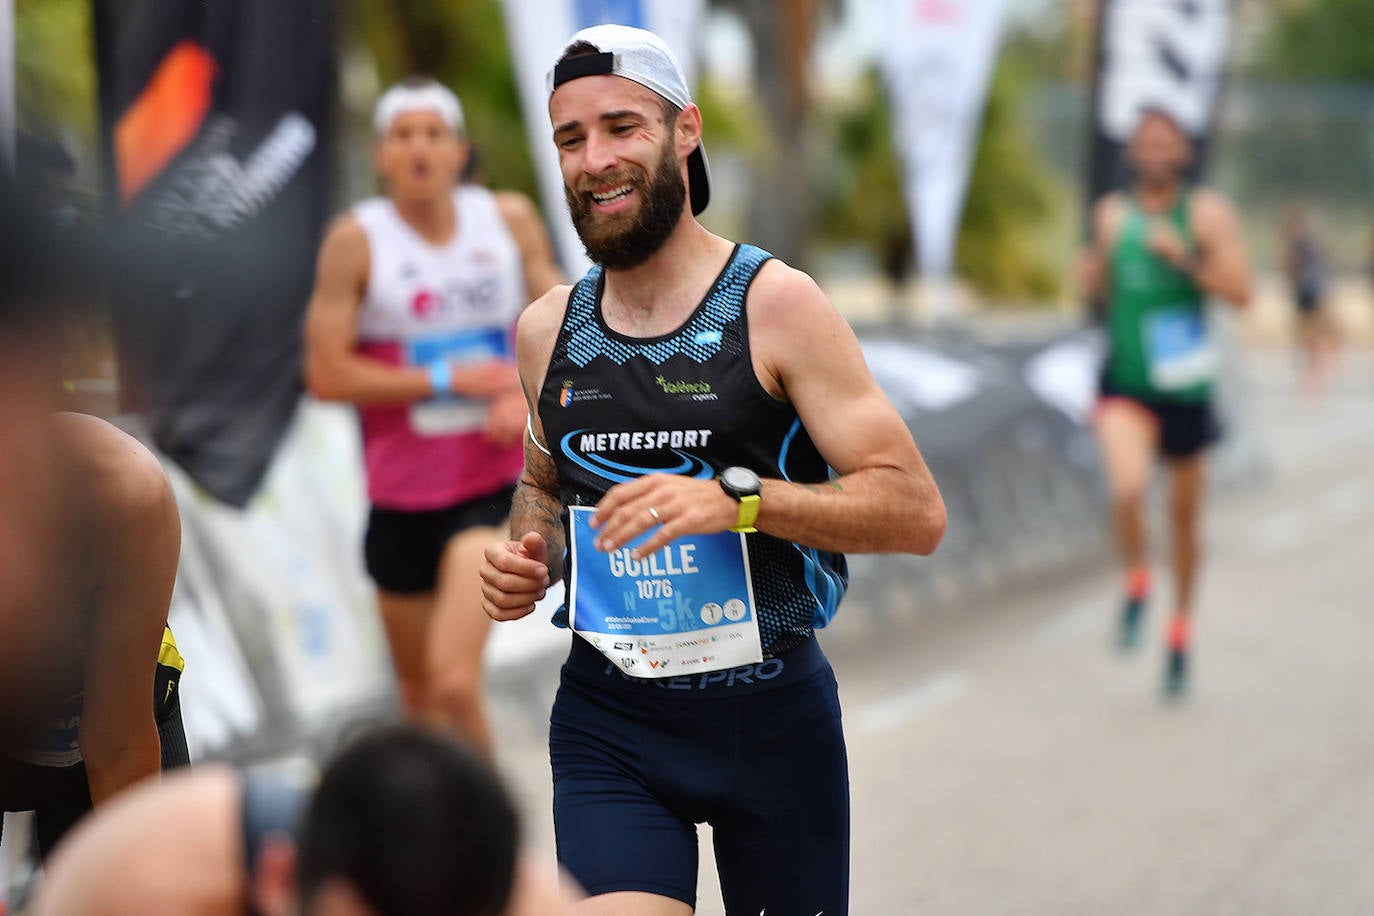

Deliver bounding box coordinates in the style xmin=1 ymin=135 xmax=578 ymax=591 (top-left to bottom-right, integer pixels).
xmin=688 ymin=144 xmax=710 ymax=216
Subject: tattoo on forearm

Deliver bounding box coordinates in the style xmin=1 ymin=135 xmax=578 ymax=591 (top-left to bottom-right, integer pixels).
xmin=511 ymin=482 xmax=566 ymax=581
xmin=513 ymin=482 xmax=561 ymax=536
xmin=805 ymin=479 xmax=844 ymax=495
xmin=513 ymin=435 xmax=566 ymax=580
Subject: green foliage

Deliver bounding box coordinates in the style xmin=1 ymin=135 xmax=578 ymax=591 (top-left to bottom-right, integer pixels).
xmin=997 ymin=10 xmax=1088 ymax=83
xmin=814 ymin=59 xmax=1062 ymax=301
xmin=1260 ymin=0 xmax=1374 ymax=80
xmin=814 ymin=72 xmax=911 ymax=283
xmin=694 ymin=80 xmax=769 ymax=157
xmin=14 ymin=0 xmax=96 ymax=151
xmin=956 ymin=59 xmax=1063 ymax=301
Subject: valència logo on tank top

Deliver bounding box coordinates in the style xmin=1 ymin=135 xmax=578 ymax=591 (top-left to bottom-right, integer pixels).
xmin=655 ymin=374 xmax=718 ymax=402
xmin=559 ymin=426 xmax=719 ymax=485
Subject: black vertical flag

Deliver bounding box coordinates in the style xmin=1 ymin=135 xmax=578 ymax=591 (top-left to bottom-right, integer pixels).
xmin=94 ymin=0 xmax=335 ymax=506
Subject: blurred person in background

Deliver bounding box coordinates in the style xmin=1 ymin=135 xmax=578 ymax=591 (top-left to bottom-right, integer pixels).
xmin=303 ymin=78 xmax=563 ymax=753
xmin=1079 ymin=108 xmax=1252 ymax=698
xmin=0 ymin=186 xmax=190 ymax=861
xmin=1280 ymin=202 xmax=1339 ymax=398
xmin=34 ymin=724 xmax=581 ymax=915
xmin=480 ymin=25 xmax=945 ymax=916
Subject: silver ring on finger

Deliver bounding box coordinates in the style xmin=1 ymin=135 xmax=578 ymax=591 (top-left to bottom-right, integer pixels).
xmin=648 ymin=506 xmax=661 ymax=522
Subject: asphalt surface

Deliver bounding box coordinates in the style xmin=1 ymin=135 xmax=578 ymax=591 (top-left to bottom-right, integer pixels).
xmin=489 ymin=349 xmax=1374 ymax=915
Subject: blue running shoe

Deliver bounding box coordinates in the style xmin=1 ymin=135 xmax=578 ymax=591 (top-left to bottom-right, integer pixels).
xmin=1118 ymin=595 xmax=1146 ymax=652
xmin=1162 ymin=646 xmax=1189 ymax=700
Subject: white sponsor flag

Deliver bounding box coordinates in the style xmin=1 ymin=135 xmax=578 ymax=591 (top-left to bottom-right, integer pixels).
xmin=880 ymin=0 xmax=1006 ymax=320
xmin=500 ymin=0 xmax=704 ymax=278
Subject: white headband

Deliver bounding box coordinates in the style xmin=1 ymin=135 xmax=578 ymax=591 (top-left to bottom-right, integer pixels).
xmin=372 ymin=83 xmax=465 ymax=137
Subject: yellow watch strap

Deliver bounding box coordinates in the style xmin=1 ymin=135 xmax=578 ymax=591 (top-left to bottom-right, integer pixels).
xmin=731 ymin=493 xmax=760 ymax=534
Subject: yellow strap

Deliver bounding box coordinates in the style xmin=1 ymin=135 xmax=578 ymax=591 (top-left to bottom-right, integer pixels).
xmin=730 ymin=494 xmax=760 ymax=534
xmin=158 ymin=625 xmax=186 ymax=674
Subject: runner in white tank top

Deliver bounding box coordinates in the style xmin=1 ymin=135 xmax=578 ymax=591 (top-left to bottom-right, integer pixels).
xmin=303 ymin=78 xmax=562 ymax=752
xmin=352 ymin=184 xmax=527 ymax=511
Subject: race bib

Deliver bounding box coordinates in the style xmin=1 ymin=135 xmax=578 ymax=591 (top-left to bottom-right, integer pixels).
xmin=1144 ymin=308 xmax=1215 ymax=391
xmin=567 ymin=506 xmax=763 ymax=678
xmin=406 ymin=327 xmax=509 ymax=436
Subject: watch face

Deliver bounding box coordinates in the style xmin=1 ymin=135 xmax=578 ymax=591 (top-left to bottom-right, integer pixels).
xmin=721 ymin=466 xmax=760 ymax=496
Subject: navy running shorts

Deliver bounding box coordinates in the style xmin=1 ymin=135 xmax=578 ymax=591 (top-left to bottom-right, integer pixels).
xmin=365 ymin=484 xmax=517 ymax=594
xmin=550 ymin=635 xmax=850 ymax=914
xmin=1098 ymin=382 xmax=1221 ymax=459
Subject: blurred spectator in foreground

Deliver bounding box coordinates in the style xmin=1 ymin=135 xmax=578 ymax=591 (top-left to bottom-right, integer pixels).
xmin=0 ymin=187 xmax=78 ymax=749
xmin=1281 ymin=202 xmax=1339 ymax=398
xmin=0 ymin=185 xmax=190 ymax=861
xmin=1079 ymin=108 xmax=1251 ymax=699
xmin=34 ymin=724 xmax=581 ymax=915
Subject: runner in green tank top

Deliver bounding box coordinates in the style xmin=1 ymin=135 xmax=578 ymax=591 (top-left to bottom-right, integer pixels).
xmin=1104 ymin=193 xmax=1212 ymax=404
xmin=1079 ymin=109 xmax=1251 ymax=699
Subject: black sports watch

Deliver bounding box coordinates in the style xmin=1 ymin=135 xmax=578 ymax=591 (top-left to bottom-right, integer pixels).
xmin=718 ymin=466 xmax=761 ymax=533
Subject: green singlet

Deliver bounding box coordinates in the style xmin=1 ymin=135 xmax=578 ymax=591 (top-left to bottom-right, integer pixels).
xmin=1104 ymin=192 xmax=1212 ymax=403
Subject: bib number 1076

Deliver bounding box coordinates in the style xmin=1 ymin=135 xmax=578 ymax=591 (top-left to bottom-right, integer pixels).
xmin=636 ymin=579 xmax=674 ymax=599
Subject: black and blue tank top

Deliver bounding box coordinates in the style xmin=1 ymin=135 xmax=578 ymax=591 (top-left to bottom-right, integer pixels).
xmin=538 ymin=244 xmax=848 ymax=656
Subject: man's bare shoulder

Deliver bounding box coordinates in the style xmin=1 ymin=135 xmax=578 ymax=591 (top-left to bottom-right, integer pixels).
xmin=518 ymin=283 xmax=573 ymax=337
xmin=320 ymin=211 xmax=369 ymax=257
xmin=1188 ymin=186 xmax=1240 ymax=227
xmin=1089 ymin=192 xmax=1129 ymax=244
xmin=311 ymin=212 xmax=370 ymax=299
xmin=1095 ymin=190 xmax=1128 ymax=211
xmin=748 ymin=257 xmax=840 ymax=332
xmin=50 ymin=414 xmax=170 ymax=518
xmin=515 ymin=284 xmax=573 ymax=397
xmin=492 ymin=189 xmax=540 ymax=226
xmin=1188 ymin=186 xmax=1233 ymax=208
xmin=516 ymin=283 xmax=574 ymax=372
xmin=1094 ymin=190 xmax=1129 ymax=220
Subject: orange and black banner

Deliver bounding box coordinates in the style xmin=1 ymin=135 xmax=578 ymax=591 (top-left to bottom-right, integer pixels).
xmin=1086 ymin=0 xmax=1231 ymax=203
xmin=94 ymin=0 xmax=335 ymax=506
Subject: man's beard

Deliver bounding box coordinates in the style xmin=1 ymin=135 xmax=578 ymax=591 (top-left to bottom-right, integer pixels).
xmin=566 ymin=139 xmax=686 ymax=271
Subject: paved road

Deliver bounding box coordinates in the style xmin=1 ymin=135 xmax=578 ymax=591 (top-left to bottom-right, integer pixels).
xmin=490 ymin=349 xmax=1374 ymax=915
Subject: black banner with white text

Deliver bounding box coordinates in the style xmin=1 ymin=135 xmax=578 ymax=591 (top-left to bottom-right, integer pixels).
xmin=94 ymin=0 xmax=335 ymax=506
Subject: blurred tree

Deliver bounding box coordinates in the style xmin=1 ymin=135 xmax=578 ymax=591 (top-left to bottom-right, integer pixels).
xmin=719 ymin=0 xmax=831 ymax=267
xmin=816 ymin=58 xmax=1062 ymax=304
xmin=1260 ymin=0 xmax=1374 ymax=80
xmin=694 ymin=78 xmax=768 ymax=157
xmin=815 ymin=71 xmax=911 ymax=286
xmin=1237 ymin=0 xmax=1374 ymax=269
xmin=14 ymin=0 xmax=97 ymax=166
xmin=350 ymin=0 xmax=537 ymax=198
xmin=1000 ymin=1 xmax=1092 ymax=83
xmin=956 ymin=58 xmax=1063 ymax=302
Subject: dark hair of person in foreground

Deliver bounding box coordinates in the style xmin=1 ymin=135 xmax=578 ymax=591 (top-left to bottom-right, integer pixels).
xmin=296 ymin=725 xmax=522 ymax=916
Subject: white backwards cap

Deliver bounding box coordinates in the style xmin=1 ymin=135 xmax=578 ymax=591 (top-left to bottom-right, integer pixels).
xmin=547 ymin=24 xmax=710 ymax=215
xmin=373 ymin=80 xmax=465 ymax=137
